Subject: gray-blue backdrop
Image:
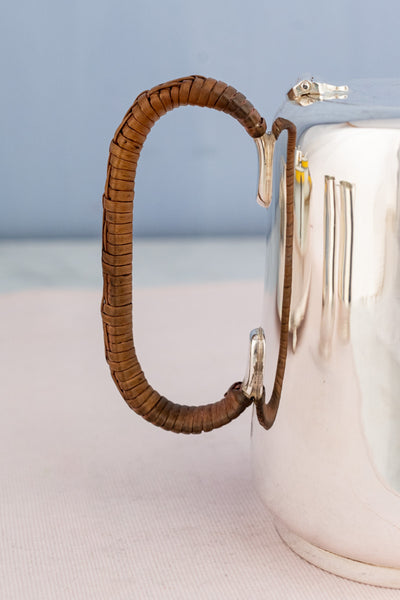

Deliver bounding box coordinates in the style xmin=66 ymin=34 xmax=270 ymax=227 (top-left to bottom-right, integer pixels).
xmin=1 ymin=0 xmax=399 ymax=238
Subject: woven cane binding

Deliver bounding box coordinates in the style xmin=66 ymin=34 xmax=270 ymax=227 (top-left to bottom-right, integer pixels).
xmin=101 ymin=75 xmax=295 ymax=433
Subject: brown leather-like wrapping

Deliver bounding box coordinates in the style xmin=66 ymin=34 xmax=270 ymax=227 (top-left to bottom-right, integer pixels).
xmin=101 ymin=75 xmax=295 ymax=434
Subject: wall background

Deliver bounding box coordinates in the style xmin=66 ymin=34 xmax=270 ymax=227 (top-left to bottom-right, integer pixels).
xmin=1 ymin=0 xmax=400 ymax=238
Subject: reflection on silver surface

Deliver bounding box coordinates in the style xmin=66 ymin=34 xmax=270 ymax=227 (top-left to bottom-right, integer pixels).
xmin=338 ymin=181 xmax=355 ymax=342
xmin=319 ymin=177 xmax=355 ymax=356
xmin=255 ymin=132 xmax=276 ymax=208
xmin=319 ymin=176 xmax=337 ymax=359
xmin=262 ymin=117 xmax=400 ymax=494
xmin=288 ymin=79 xmax=349 ymax=106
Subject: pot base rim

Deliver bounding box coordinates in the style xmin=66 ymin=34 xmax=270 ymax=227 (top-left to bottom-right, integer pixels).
xmin=275 ymin=519 xmax=400 ymax=589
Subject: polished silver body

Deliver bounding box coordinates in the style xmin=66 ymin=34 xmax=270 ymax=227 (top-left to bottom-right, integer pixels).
xmin=251 ymin=79 xmax=400 ymax=585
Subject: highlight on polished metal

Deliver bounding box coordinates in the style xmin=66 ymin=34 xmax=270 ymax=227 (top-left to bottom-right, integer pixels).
xmin=255 ymin=132 xmax=276 ymax=208
xmin=319 ymin=175 xmax=337 ymax=359
xmin=241 ymin=327 xmax=265 ymax=401
xmin=338 ymin=181 xmax=355 ymax=343
xmin=319 ymin=177 xmax=355 ymax=357
xmin=288 ymin=79 xmax=349 ymax=106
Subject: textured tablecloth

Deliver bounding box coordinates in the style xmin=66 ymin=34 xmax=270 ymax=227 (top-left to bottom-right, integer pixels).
xmin=1 ymin=280 xmax=399 ymax=600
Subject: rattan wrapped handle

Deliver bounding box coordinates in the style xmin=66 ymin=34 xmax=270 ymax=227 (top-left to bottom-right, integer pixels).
xmin=101 ymin=75 xmax=294 ymax=433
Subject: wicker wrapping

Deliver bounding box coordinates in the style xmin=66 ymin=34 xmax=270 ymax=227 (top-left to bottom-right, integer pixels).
xmin=101 ymin=76 xmax=295 ymax=433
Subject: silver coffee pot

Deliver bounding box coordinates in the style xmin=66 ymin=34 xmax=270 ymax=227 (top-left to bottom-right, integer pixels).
xmin=252 ymin=77 xmax=400 ymax=587
xmin=101 ymin=75 xmax=400 ymax=588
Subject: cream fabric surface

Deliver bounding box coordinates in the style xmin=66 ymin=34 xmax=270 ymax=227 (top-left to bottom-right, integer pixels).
xmin=1 ymin=284 xmax=399 ymax=599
